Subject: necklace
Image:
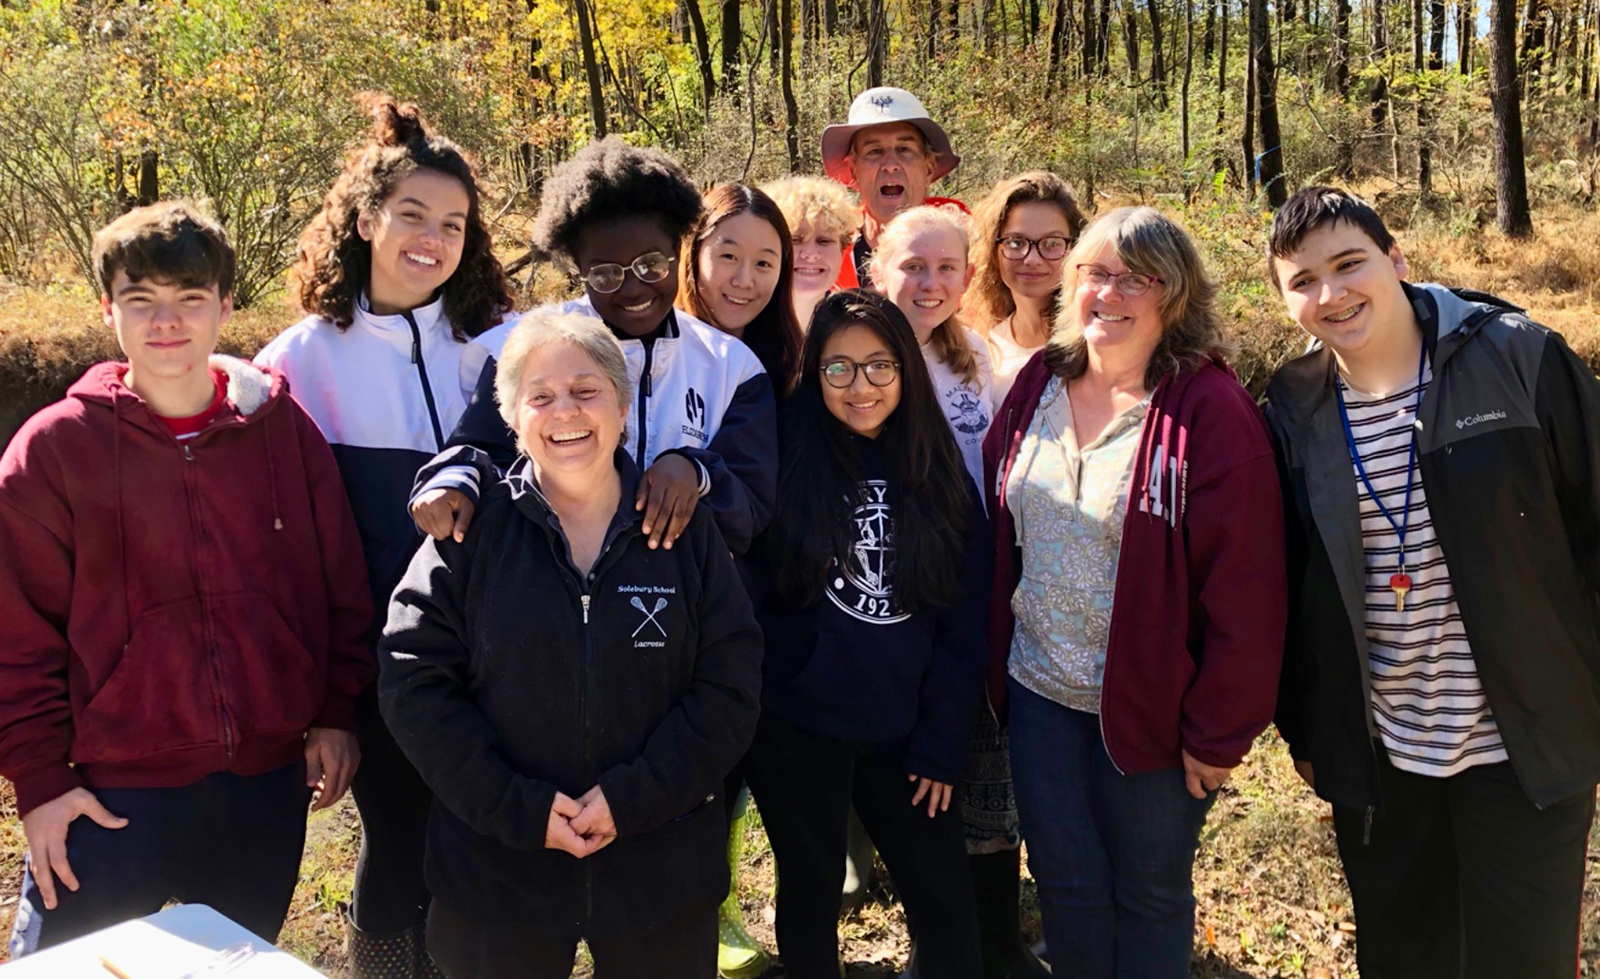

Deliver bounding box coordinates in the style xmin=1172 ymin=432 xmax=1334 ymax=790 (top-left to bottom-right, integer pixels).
xmin=1336 ymin=341 xmax=1427 ymax=612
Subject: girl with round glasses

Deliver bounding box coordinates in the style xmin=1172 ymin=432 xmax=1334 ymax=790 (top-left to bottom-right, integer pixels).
xmin=255 ymin=93 xmax=514 ymax=979
xmin=968 ymin=172 xmax=1087 ymax=406
xmin=983 ymin=207 xmax=1285 ymax=979
xmin=744 ymin=290 xmax=987 ymax=979
xmin=677 ymin=183 xmax=805 ymax=396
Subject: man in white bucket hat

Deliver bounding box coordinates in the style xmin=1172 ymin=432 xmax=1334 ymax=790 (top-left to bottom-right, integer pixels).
xmin=821 ymin=86 xmax=964 ymax=289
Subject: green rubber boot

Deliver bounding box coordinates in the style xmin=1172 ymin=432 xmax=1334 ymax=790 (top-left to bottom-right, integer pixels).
xmin=718 ymin=810 xmax=771 ymax=979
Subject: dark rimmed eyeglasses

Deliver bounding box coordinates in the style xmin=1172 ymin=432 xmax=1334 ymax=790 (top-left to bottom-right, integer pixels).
xmin=997 ymin=235 xmax=1071 ymax=262
xmin=1076 ymin=263 xmax=1164 ymax=297
xmin=820 ymin=359 xmax=901 ymax=388
xmin=580 ymin=251 xmax=675 ymax=295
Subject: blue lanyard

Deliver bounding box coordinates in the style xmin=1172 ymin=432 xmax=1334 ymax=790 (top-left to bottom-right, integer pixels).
xmin=1335 ymin=341 xmax=1427 ymax=575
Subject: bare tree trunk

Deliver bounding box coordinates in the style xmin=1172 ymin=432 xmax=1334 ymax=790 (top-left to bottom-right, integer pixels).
xmin=1459 ymin=0 xmax=1472 ymax=73
xmin=1371 ymin=0 xmax=1390 ymax=127
xmin=721 ymin=0 xmax=741 ymax=96
xmin=1147 ymin=0 xmax=1169 ymax=96
xmin=1099 ymin=0 xmax=1113 ymax=70
xmin=1124 ymin=0 xmax=1142 ymax=79
xmin=1183 ymin=0 xmax=1195 ymax=162
xmin=1523 ymin=0 xmax=1547 ymax=93
xmin=1203 ymin=0 xmax=1217 ymax=60
xmin=1215 ymin=0 xmax=1230 ymax=175
xmin=1252 ymin=0 xmax=1286 ymax=204
xmin=1084 ymin=0 xmax=1100 ymax=72
xmin=1492 ymin=0 xmax=1533 ymax=234
xmin=683 ymin=0 xmax=717 ymax=114
xmin=1244 ymin=0 xmax=1257 ymax=196
xmin=781 ymin=0 xmax=800 ymax=171
xmin=1332 ymin=0 xmax=1351 ymax=94
xmin=574 ymin=0 xmax=608 ymax=136
xmin=825 ymin=0 xmax=838 ymax=32
xmin=1415 ymin=0 xmax=1432 ymax=193
xmin=868 ymin=0 xmax=887 ymax=85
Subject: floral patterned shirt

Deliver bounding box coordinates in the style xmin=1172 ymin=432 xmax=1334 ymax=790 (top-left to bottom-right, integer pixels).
xmin=1006 ymin=376 xmax=1148 ymax=713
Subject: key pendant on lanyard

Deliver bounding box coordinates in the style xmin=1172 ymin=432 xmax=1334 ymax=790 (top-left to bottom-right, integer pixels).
xmin=1390 ymin=571 xmax=1412 ymax=611
xmin=1338 ymin=340 xmax=1427 ymax=617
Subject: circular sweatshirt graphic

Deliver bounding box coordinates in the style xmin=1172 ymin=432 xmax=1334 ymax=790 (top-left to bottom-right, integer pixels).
xmin=826 ymin=479 xmax=910 ymax=624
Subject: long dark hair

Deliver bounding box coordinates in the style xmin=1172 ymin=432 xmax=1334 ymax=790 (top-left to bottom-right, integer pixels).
xmin=294 ymin=93 xmax=512 ymax=340
xmin=766 ymin=290 xmax=971 ymax=611
xmin=678 ymin=183 xmax=804 ymax=395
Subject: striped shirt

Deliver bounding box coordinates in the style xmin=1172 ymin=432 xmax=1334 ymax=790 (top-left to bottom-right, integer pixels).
xmin=1341 ymin=362 xmax=1508 ymax=777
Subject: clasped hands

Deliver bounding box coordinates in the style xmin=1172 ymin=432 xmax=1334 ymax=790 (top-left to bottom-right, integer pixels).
xmin=545 ymin=786 xmax=616 ymax=858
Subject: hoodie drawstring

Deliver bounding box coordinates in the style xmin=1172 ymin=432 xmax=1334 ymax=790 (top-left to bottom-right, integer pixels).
xmin=112 ymin=397 xmax=133 ymax=647
xmin=261 ymin=414 xmax=283 ymax=531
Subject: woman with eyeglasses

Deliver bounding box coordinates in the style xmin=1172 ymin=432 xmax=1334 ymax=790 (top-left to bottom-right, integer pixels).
xmin=982 ymin=207 xmax=1286 ymax=979
xmin=409 ymin=136 xmax=776 ymax=565
xmin=967 ymin=173 xmax=1088 ymax=406
xmin=677 ymin=183 xmax=805 ymax=397
xmin=743 ymin=290 xmax=988 ymax=979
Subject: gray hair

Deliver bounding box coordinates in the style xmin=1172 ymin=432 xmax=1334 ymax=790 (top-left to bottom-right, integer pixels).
xmin=494 ymin=311 xmax=633 ymax=455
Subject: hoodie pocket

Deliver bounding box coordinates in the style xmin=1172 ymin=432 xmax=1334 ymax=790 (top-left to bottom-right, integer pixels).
xmin=211 ymin=592 xmax=323 ymax=738
xmin=74 ymin=597 xmax=217 ymax=764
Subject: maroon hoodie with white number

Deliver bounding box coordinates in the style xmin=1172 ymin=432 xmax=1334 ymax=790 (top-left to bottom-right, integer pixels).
xmin=0 ymin=357 xmax=374 ymax=817
xmin=983 ymin=352 xmax=1287 ymax=773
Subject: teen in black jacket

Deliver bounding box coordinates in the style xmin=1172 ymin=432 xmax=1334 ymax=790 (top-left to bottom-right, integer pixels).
xmin=379 ymin=312 xmax=761 ymax=979
xmin=744 ymin=291 xmax=988 ymax=979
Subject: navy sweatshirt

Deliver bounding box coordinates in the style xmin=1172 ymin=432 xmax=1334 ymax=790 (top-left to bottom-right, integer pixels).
xmin=756 ymin=440 xmax=992 ymax=783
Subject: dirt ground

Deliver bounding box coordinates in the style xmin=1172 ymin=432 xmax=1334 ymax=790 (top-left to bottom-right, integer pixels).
xmin=1 ymin=733 xmax=1596 ymax=977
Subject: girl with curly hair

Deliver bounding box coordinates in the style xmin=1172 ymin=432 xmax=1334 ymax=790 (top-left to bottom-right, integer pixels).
xmin=966 ymin=172 xmax=1087 ymax=405
xmin=404 ymin=136 xmax=778 ymax=979
xmin=761 ymin=175 xmax=861 ymax=331
xmin=677 ymin=183 xmax=804 ymax=396
xmin=255 ymin=92 xmax=513 ymax=979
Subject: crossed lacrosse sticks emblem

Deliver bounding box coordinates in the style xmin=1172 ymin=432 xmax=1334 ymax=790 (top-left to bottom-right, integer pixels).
xmin=630 ymin=595 xmax=668 ymax=637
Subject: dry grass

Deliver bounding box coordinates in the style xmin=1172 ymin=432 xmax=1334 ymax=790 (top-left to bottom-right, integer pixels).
xmin=0 ymin=735 xmax=1594 ymax=977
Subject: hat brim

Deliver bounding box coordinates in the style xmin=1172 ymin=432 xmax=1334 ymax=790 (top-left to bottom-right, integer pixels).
xmin=820 ymin=119 xmax=960 ymax=186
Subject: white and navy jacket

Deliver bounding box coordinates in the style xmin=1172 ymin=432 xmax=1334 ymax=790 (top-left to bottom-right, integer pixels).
xmin=416 ymin=296 xmax=779 ymax=555
xmin=255 ymin=295 xmax=496 ymax=624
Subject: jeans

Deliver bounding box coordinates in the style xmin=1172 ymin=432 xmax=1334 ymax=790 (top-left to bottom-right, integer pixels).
xmin=1008 ymin=678 xmax=1214 ymax=979
xmin=8 ymin=762 xmax=310 ymax=956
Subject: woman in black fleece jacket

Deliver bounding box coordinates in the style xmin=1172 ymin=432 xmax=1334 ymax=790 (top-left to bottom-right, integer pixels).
xmin=378 ymin=311 xmax=761 ymax=979
xmin=744 ymin=291 xmax=990 ymax=979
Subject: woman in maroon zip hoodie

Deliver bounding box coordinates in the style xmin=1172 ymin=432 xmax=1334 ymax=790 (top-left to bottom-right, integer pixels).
xmin=981 ymin=206 xmax=1286 ymax=979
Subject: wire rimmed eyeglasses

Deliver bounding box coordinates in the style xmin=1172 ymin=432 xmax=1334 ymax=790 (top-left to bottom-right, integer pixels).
xmin=580 ymin=251 xmax=676 ymax=294
xmin=1076 ymin=263 xmax=1164 ymax=297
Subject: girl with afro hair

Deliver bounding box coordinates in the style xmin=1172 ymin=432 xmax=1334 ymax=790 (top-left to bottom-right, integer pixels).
xmin=406 ymin=137 xmax=778 ymax=977
xmin=255 ymin=92 xmax=514 ymax=979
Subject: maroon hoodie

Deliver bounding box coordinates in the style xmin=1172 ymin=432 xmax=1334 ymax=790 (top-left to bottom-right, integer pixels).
xmin=0 ymin=358 xmax=374 ymax=817
xmin=983 ymin=352 xmax=1286 ymax=773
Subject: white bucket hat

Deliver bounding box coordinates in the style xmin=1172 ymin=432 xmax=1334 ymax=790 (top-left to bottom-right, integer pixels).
xmin=820 ymin=87 xmax=961 ymax=185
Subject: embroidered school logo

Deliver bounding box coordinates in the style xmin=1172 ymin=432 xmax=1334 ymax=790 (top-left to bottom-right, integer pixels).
xmin=631 ymin=595 xmax=668 ymax=637
xmin=1455 ymin=409 xmax=1507 ymax=430
xmin=618 ymin=583 xmax=676 ymax=648
xmin=825 ymin=480 xmax=909 ymax=624
xmin=948 ymin=387 xmax=990 ymax=436
xmin=685 ymin=388 xmax=706 ymax=427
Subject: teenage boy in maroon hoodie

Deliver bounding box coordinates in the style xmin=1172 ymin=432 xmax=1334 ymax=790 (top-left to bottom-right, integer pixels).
xmin=0 ymin=201 xmax=374 ymax=954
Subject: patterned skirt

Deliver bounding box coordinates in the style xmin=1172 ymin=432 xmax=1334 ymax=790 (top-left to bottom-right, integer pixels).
xmin=959 ymin=703 xmax=1022 ymax=854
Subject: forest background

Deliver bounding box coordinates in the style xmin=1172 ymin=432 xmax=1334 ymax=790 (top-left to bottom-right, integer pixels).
xmin=0 ymin=0 xmax=1599 ymax=974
